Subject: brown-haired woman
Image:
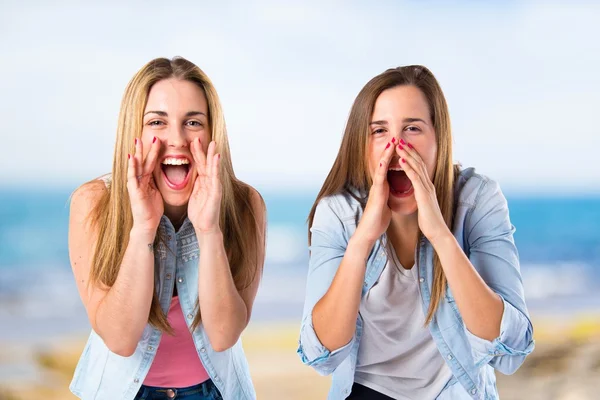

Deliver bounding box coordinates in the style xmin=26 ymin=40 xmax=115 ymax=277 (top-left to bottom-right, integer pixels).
xmin=298 ymin=66 xmax=534 ymax=399
xmin=68 ymin=57 xmax=265 ymax=400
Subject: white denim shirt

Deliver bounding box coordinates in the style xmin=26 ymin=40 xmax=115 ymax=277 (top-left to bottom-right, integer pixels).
xmin=70 ymin=182 xmax=256 ymax=400
xmin=297 ymin=168 xmax=535 ymax=400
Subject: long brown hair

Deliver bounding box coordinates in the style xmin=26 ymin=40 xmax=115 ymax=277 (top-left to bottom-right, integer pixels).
xmin=84 ymin=57 xmax=263 ymax=333
xmin=308 ymin=65 xmax=457 ymax=324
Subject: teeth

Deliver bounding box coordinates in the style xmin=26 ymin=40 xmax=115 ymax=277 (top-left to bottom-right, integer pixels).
xmin=162 ymin=157 xmax=190 ymax=166
xmin=388 ymin=167 xmax=403 ymax=171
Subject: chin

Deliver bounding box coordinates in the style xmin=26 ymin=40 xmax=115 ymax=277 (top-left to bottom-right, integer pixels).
xmin=387 ymin=193 xmax=418 ymax=215
xmin=161 ymin=192 xmax=191 ymax=207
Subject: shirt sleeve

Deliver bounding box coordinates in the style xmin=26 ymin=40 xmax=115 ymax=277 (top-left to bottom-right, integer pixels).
xmin=464 ymin=178 xmax=535 ymax=375
xmin=296 ymin=197 xmax=356 ymax=375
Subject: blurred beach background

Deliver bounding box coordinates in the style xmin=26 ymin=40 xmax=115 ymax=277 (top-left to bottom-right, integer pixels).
xmin=1 ymin=1 xmax=599 ymax=399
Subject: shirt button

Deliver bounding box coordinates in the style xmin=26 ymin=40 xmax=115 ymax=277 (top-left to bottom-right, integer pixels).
xmin=200 ymin=347 xmax=206 ymax=353
xmin=134 ymin=378 xmax=139 ymax=383
xmin=147 ymin=346 xmax=154 ymax=351
xmin=447 ymin=354 xmax=453 ymax=360
xmin=166 ymin=273 xmax=172 ymax=280
xmin=178 ymin=277 xmax=184 ymax=283
xmin=187 ymin=313 xmax=193 ymax=319
xmin=471 ymin=388 xmax=477 ymax=395
xmin=215 ymin=376 xmax=220 ymax=383
xmin=167 ymin=235 xmax=172 ymax=240
xmin=494 ymin=350 xmax=501 ymax=356
xmin=419 ymin=278 xmax=425 ymax=283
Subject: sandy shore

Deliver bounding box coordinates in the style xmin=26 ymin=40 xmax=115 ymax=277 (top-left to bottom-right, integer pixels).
xmin=1 ymin=315 xmax=599 ymax=400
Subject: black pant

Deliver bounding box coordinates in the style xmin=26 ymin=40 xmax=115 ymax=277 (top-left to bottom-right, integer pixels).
xmin=347 ymin=382 xmax=394 ymax=400
xmin=134 ymin=380 xmax=222 ymax=400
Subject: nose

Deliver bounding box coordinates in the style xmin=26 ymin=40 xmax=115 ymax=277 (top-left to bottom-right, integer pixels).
xmin=165 ymin=124 xmax=188 ymax=148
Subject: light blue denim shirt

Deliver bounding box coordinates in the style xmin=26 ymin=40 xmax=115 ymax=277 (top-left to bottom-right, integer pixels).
xmin=297 ymin=168 xmax=535 ymax=400
xmin=70 ymin=215 xmax=256 ymax=400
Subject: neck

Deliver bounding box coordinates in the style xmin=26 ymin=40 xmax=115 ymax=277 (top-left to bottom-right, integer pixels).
xmin=163 ymin=203 xmax=188 ymax=231
xmin=387 ymin=211 xmax=420 ymax=247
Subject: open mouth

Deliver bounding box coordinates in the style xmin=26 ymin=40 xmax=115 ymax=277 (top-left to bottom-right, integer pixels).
xmin=387 ymin=165 xmax=414 ymax=197
xmin=161 ymin=156 xmax=192 ymax=190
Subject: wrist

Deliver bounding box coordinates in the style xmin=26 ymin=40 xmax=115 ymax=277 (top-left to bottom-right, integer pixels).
xmin=352 ymin=225 xmax=378 ymax=248
xmin=196 ymin=228 xmax=223 ymax=244
xmin=349 ymin=230 xmax=377 ymax=256
xmin=130 ymin=224 xmax=158 ymax=241
xmin=428 ymin=227 xmax=455 ymax=251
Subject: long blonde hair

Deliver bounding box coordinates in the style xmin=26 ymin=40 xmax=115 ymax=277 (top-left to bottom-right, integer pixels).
xmin=308 ymin=65 xmax=458 ymax=324
xmin=85 ymin=57 xmax=263 ymax=333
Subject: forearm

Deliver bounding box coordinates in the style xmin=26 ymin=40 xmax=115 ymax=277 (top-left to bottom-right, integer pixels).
xmin=431 ymin=231 xmax=503 ymax=341
xmin=312 ymin=234 xmax=373 ymax=351
xmin=95 ymin=226 xmax=156 ymax=355
xmin=197 ymin=230 xmax=247 ymax=352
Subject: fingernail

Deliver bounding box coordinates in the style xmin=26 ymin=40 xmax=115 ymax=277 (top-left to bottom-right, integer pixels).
xmin=408 ymin=143 xmax=414 ymax=149
xmin=400 ymin=139 xmax=406 ymax=145
xmin=127 ymin=154 xmax=131 ymax=160
xmin=385 ymin=142 xmax=390 ymax=149
xmin=379 ymin=162 xmax=382 ymax=167
xmin=153 ymin=136 xmax=157 ymax=144
xmin=398 ymin=144 xmax=404 ymax=150
xmin=218 ymin=154 xmax=221 ymax=159
xmin=391 ymin=138 xmax=396 ymax=143
xmin=402 ymin=158 xmax=406 ymax=163
xmin=135 ymin=138 xmax=138 ymax=145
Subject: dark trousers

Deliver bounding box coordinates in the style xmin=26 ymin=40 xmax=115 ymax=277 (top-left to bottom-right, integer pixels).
xmin=347 ymin=382 xmax=395 ymax=400
xmin=134 ymin=380 xmax=222 ymax=400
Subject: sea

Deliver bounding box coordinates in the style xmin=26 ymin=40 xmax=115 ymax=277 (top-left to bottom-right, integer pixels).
xmin=1 ymin=186 xmax=599 ymax=343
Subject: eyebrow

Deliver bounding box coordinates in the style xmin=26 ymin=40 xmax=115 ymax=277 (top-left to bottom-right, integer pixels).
xmin=369 ymin=118 xmax=427 ymax=125
xmin=143 ymin=110 xmax=207 ymax=118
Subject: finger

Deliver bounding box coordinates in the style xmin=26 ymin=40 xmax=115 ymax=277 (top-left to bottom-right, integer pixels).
xmin=399 ymin=140 xmax=426 ymax=174
xmin=127 ymin=152 xmax=138 ymax=189
xmin=192 ymin=137 xmax=207 ymax=176
xmin=191 ymin=175 xmax=202 ymax=197
xmin=143 ymin=136 xmax=161 ymax=175
xmin=373 ymin=139 xmax=397 ymax=185
xmin=397 ymin=154 xmax=427 ymax=193
xmin=206 ymin=141 xmax=216 ymax=179
xmin=396 ymin=143 xmax=430 ymax=189
xmin=212 ymin=153 xmax=221 ymax=189
xmin=134 ymin=137 xmax=144 ymax=180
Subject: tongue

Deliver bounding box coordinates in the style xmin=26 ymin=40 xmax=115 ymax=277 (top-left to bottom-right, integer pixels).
xmin=164 ymin=165 xmax=188 ymax=185
xmin=387 ymin=170 xmax=412 ymax=193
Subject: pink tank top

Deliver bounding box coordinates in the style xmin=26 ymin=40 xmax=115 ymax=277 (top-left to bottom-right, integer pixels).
xmin=144 ymin=296 xmax=210 ymax=387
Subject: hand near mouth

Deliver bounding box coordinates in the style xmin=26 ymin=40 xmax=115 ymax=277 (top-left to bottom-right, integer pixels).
xmin=395 ymin=141 xmax=448 ymax=244
xmin=188 ymin=138 xmax=223 ymax=236
xmin=354 ymin=138 xmax=397 ymax=246
xmin=127 ymin=136 xmax=164 ymax=234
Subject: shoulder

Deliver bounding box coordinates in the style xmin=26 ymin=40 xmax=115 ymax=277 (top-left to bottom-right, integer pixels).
xmin=247 ymin=185 xmax=265 ymax=211
xmin=69 ymin=177 xmax=109 ymax=223
xmin=455 ymin=167 xmax=505 ymax=209
xmin=455 ymin=167 xmax=512 ymax=240
xmin=239 ymin=182 xmax=266 ymax=227
xmin=314 ymin=189 xmax=365 ymax=226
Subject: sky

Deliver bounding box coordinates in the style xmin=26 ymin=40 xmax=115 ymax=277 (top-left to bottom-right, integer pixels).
xmin=1 ymin=0 xmax=599 ymax=193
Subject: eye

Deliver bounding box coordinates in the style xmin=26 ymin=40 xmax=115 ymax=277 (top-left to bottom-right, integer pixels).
xmin=186 ymin=120 xmax=203 ymax=127
xmin=148 ymin=120 xmax=164 ymax=126
xmin=404 ymin=125 xmax=421 ymax=133
xmin=372 ymin=128 xmax=386 ymax=135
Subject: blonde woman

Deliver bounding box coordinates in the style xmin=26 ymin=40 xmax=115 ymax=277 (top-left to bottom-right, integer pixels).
xmin=298 ymin=66 xmax=534 ymax=399
xmin=68 ymin=57 xmax=265 ymax=400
